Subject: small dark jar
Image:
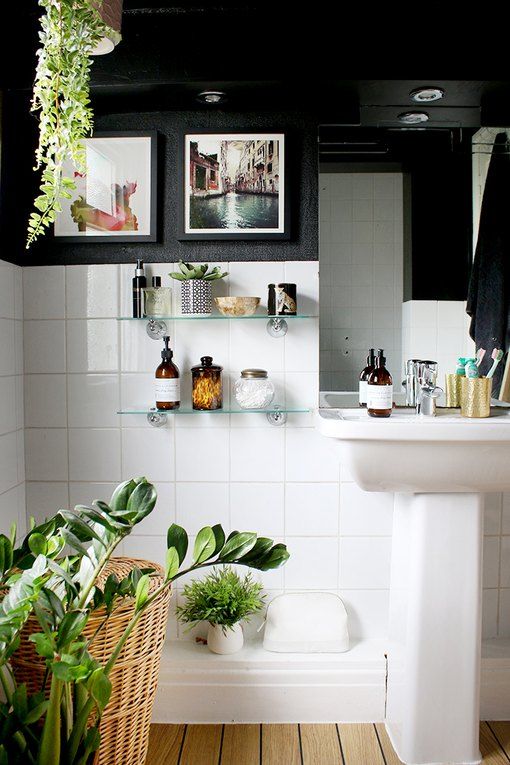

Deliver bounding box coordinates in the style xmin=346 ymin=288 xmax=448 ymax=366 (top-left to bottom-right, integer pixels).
xmin=191 ymin=356 xmax=223 ymax=410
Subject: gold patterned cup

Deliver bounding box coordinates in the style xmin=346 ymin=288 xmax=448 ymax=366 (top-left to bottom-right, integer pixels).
xmin=460 ymin=377 xmax=492 ymax=418
xmin=445 ymin=374 xmax=462 ymax=407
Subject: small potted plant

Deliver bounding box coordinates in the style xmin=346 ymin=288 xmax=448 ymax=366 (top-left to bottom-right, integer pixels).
xmin=176 ymin=567 xmax=265 ymax=654
xmin=169 ymin=261 xmax=228 ymax=315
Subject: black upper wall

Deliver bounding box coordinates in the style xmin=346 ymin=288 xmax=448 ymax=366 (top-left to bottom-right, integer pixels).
xmin=2 ymin=97 xmax=318 ymax=266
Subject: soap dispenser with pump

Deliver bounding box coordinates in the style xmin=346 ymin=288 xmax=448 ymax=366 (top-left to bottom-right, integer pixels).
xmin=359 ymin=348 xmax=376 ymax=407
xmin=155 ymin=336 xmax=180 ymax=410
xmin=367 ymin=349 xmax=393 ymax=418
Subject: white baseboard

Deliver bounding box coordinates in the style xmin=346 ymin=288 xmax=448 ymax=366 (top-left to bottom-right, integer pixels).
xmin=152 ymin=637 xmax=510 ymax=724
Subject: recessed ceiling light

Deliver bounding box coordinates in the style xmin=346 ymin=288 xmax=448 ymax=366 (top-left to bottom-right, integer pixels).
xmin=398 ymin=111 xmax=430 ymax=125
xmin=410 ymin=87 xmax=445 ymax=103
xmin=197 ymin=90 xmax=226 ymax=105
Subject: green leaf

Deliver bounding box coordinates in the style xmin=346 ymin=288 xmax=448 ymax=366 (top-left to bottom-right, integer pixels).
xmin=109 ymin=479 xmax=137 ymax=513
xmin=57 ymin=610 xmax=87 ymax=648
xmin=88 ymin=668 xmax=112 ymax=712
xmin=0 ymin=534 xmax=13 ymax=575
xmin=219 ymin=532 xmax=257 ymax=562
xmin=238 ymin=537 xmax=273 ymax=563
xmin=0 ymin=745 xmax=7 ymax=765
xmin=12 ymin=684 xmax=28 ymax=720
xmin=167 ymin=524 xmax=188 ymax=564
xmin=24 ymin=699 xmax=49 ymax=724
xmin=252 ymin=543 xmax=290 ymax=571
xmin=60 ymin=528 xmax=92 ymax=558
xmin=165 ymin=547 xmax=180 ymax=581
xmin=30 ymin=632 xmax=55 ymax=660
xmin=193 ymin=527 xmax=216 ymax=565
xmin=126 ymin=480 xmax=157 ymax=523
xmin=28 ymin=532 xmax=47 ymax=557
xmin=59 ymin=509 xmax=105 ymax=545
xmin=135 ymin=574 xmax=150 ymax=611
xmin=211 ymin=524 xmax=225 ymax=555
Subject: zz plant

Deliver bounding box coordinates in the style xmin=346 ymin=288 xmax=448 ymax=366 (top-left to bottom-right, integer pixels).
xmin=27 ymin=0 xmax=108 ymax=248
xmin=0 ymin=478 xmax=289 ymax=764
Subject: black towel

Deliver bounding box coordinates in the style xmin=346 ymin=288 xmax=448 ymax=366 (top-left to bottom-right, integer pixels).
xmin=467 ymin=132 xmax=510 ymax=393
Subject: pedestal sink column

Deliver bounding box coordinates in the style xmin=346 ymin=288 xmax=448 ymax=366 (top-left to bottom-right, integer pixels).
xmin=386 ymin=493 xmax=483 ymax=765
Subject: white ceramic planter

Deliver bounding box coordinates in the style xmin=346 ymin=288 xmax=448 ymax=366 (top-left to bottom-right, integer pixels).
xmin=207 ymin=623 xmax=244 ymax=655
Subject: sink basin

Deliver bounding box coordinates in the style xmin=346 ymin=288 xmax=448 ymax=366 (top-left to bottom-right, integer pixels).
xmin=317 ymin=404 xmax=510 ymax=765
xmin=318 ymin=406 xmax=510 ymax=492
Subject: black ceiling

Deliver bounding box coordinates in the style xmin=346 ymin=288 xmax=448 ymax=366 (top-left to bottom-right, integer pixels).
xmin=5 ymin=2 xmax=510 ymax=125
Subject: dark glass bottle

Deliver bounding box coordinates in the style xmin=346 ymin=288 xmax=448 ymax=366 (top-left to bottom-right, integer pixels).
xmin=132 ymin=259 xmax=146 ymax=318
xmin=191 ymin=356 xmax=223 ymax=410
xmin=367 ymin=349 xmax=393 ymax=418
xmin=359 ymin=348 xmax=376 ymax=407
xmin=155 ymin=336 xmax=180 ymax=410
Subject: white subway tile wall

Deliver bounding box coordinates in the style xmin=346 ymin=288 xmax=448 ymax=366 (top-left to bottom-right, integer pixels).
xmin=319 ymin=172 xmax=403 ymax=392
xmin=0 ymin=260 xmax=503 ymax=642
xmin=0 ymin=260 xmax=25 ymax=536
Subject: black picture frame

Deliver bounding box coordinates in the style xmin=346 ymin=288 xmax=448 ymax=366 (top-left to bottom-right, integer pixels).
xmin=53 ymin=131 xmax=158 ymax=243
xmin=177 ymin=131 xmax=290 ymax=241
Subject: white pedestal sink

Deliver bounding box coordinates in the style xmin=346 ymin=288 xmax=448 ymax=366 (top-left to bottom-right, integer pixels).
xmin=318 ymin=406 xmax=510 ymax=765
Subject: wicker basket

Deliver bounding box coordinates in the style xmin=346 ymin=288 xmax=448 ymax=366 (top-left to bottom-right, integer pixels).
xmin=10 ymin=557 xmax=171 ymax=765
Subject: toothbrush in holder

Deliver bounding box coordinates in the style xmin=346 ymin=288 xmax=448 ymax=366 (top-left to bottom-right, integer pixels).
xmin=476 ymin=348 xmax=486 ymax=367
xmin=486 ymin=349 xmax=504 ymax=379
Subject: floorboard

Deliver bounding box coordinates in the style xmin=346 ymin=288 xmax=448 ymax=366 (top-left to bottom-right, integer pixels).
xmin=178 ymin=724 xmax=223 ymax=765
xmin=146 ymin=724 xmax=185 ymax=765
xmin=374 ymin=723 xmax=403 ymax=764
xmin=146 ymin=721 xmax=510 ymax=764
xmin=488 ymin=722 xmax=510 ymax=761
xmin=261 ymin=723 xmax=301 ymax=765
xmin=338 ymin=723 xmax=385 ymax=765
xmin=480 ymin=722 xmax=510 ymax=765
xmin=220 ymin=725 xmax=260 ymax=765
xmin=300 ymin=723 xmax=342 ymax=765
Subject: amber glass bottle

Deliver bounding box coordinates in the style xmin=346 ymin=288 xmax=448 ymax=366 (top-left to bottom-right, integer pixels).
xmin=359 ymin=348 xmax=376 ymax=407
xmin=155 ymin=336 xmax=180 ymax=410
xmin=367 ymin=349 xmax=393 ymax=418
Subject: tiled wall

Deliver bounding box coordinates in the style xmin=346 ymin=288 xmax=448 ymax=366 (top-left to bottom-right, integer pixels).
xmin=0 ymin=259 xmax=25 ymax=537
xmin=319 ymin=171 xmax=403 ymax=392
xmin=20 ymin=261 xmax=389 ymax=642
xmin=10 ymin=263 xmax=510 ymax=643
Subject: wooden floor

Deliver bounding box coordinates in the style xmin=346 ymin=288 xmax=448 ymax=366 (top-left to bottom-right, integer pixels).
xmin=148 ymin=722 xmax=510 ymax=764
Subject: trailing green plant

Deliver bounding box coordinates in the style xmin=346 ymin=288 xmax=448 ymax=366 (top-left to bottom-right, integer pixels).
xmin=26 ymin=0 xmax=109 ymax=249
xmin=0 ymin=478 xmax=289 ymax=764
xmin=176 ymin=567 xmax=265 ymax=630
xmin=169 ymin=261 xmax=229 ymax=281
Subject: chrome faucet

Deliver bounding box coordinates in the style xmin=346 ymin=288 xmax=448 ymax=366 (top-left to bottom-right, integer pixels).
xmin=403 ymin=360 xmax=443 ymax=416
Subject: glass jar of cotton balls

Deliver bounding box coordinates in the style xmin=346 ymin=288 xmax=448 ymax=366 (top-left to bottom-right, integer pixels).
xmin=234 ymin=369 xmax=275 ymax=409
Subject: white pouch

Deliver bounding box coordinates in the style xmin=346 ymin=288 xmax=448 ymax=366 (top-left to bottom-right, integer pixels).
xmin=262 ymin=592 xmax=349 ymax=653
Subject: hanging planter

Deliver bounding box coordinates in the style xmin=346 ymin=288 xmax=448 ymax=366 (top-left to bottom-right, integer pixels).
xmin=90 ymin=0 xmax=123 ymax=55
xmin=27 ymin=0 xmax=123 ymax=248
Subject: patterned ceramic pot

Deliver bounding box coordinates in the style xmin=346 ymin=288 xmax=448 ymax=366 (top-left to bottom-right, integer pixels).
xmin=181 ymin=280 xmax=212 ymax=315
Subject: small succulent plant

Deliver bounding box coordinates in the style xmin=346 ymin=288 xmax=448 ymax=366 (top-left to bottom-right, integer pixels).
xmin=169 ymin=261 xmax=228 ymax=281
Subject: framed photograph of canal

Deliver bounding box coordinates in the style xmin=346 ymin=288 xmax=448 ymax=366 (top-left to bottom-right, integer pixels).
xmin=179 ymin=133 xmax=289 ymax=240
xmin=54 ymin=132 xmax=158 ymax=243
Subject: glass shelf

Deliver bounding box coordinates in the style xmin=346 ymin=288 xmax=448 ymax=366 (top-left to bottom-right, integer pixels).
xmin=119 ymin=313 xmax=316 ymax=339
xmin=118 ymin=406 xmax=311 ymax=427
xmin=117 ymin=314 xmax=316 ymax=321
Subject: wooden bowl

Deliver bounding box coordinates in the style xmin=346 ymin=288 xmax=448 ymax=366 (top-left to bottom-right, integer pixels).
xmin=214 ymin=297 xmax=261 ymax=317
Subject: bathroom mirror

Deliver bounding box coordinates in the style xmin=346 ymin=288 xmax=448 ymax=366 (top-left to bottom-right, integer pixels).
xmin=318 ymin=126 xmax=474 ymax=400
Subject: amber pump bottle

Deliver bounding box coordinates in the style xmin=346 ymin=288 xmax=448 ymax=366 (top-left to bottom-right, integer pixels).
xmin=155 ymin=336 xmax=180 ymax=410
xmin=359 ymin=348 xmax=376 ymax=407
xmin=367 ymin=349 xmax=393 ymax=418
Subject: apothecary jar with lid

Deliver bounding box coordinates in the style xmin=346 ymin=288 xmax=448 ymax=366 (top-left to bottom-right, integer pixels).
xmin=234 ymin=369 xmax=275 ymax=409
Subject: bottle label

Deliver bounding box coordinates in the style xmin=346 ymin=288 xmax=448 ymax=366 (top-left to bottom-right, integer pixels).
xmin=359 ymin=380 xmax=368 ymax=405
xmin=367 ymin=384 xmax=393 ymax=410
xmin=155 ymin=378 xmax=180 ymax=403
